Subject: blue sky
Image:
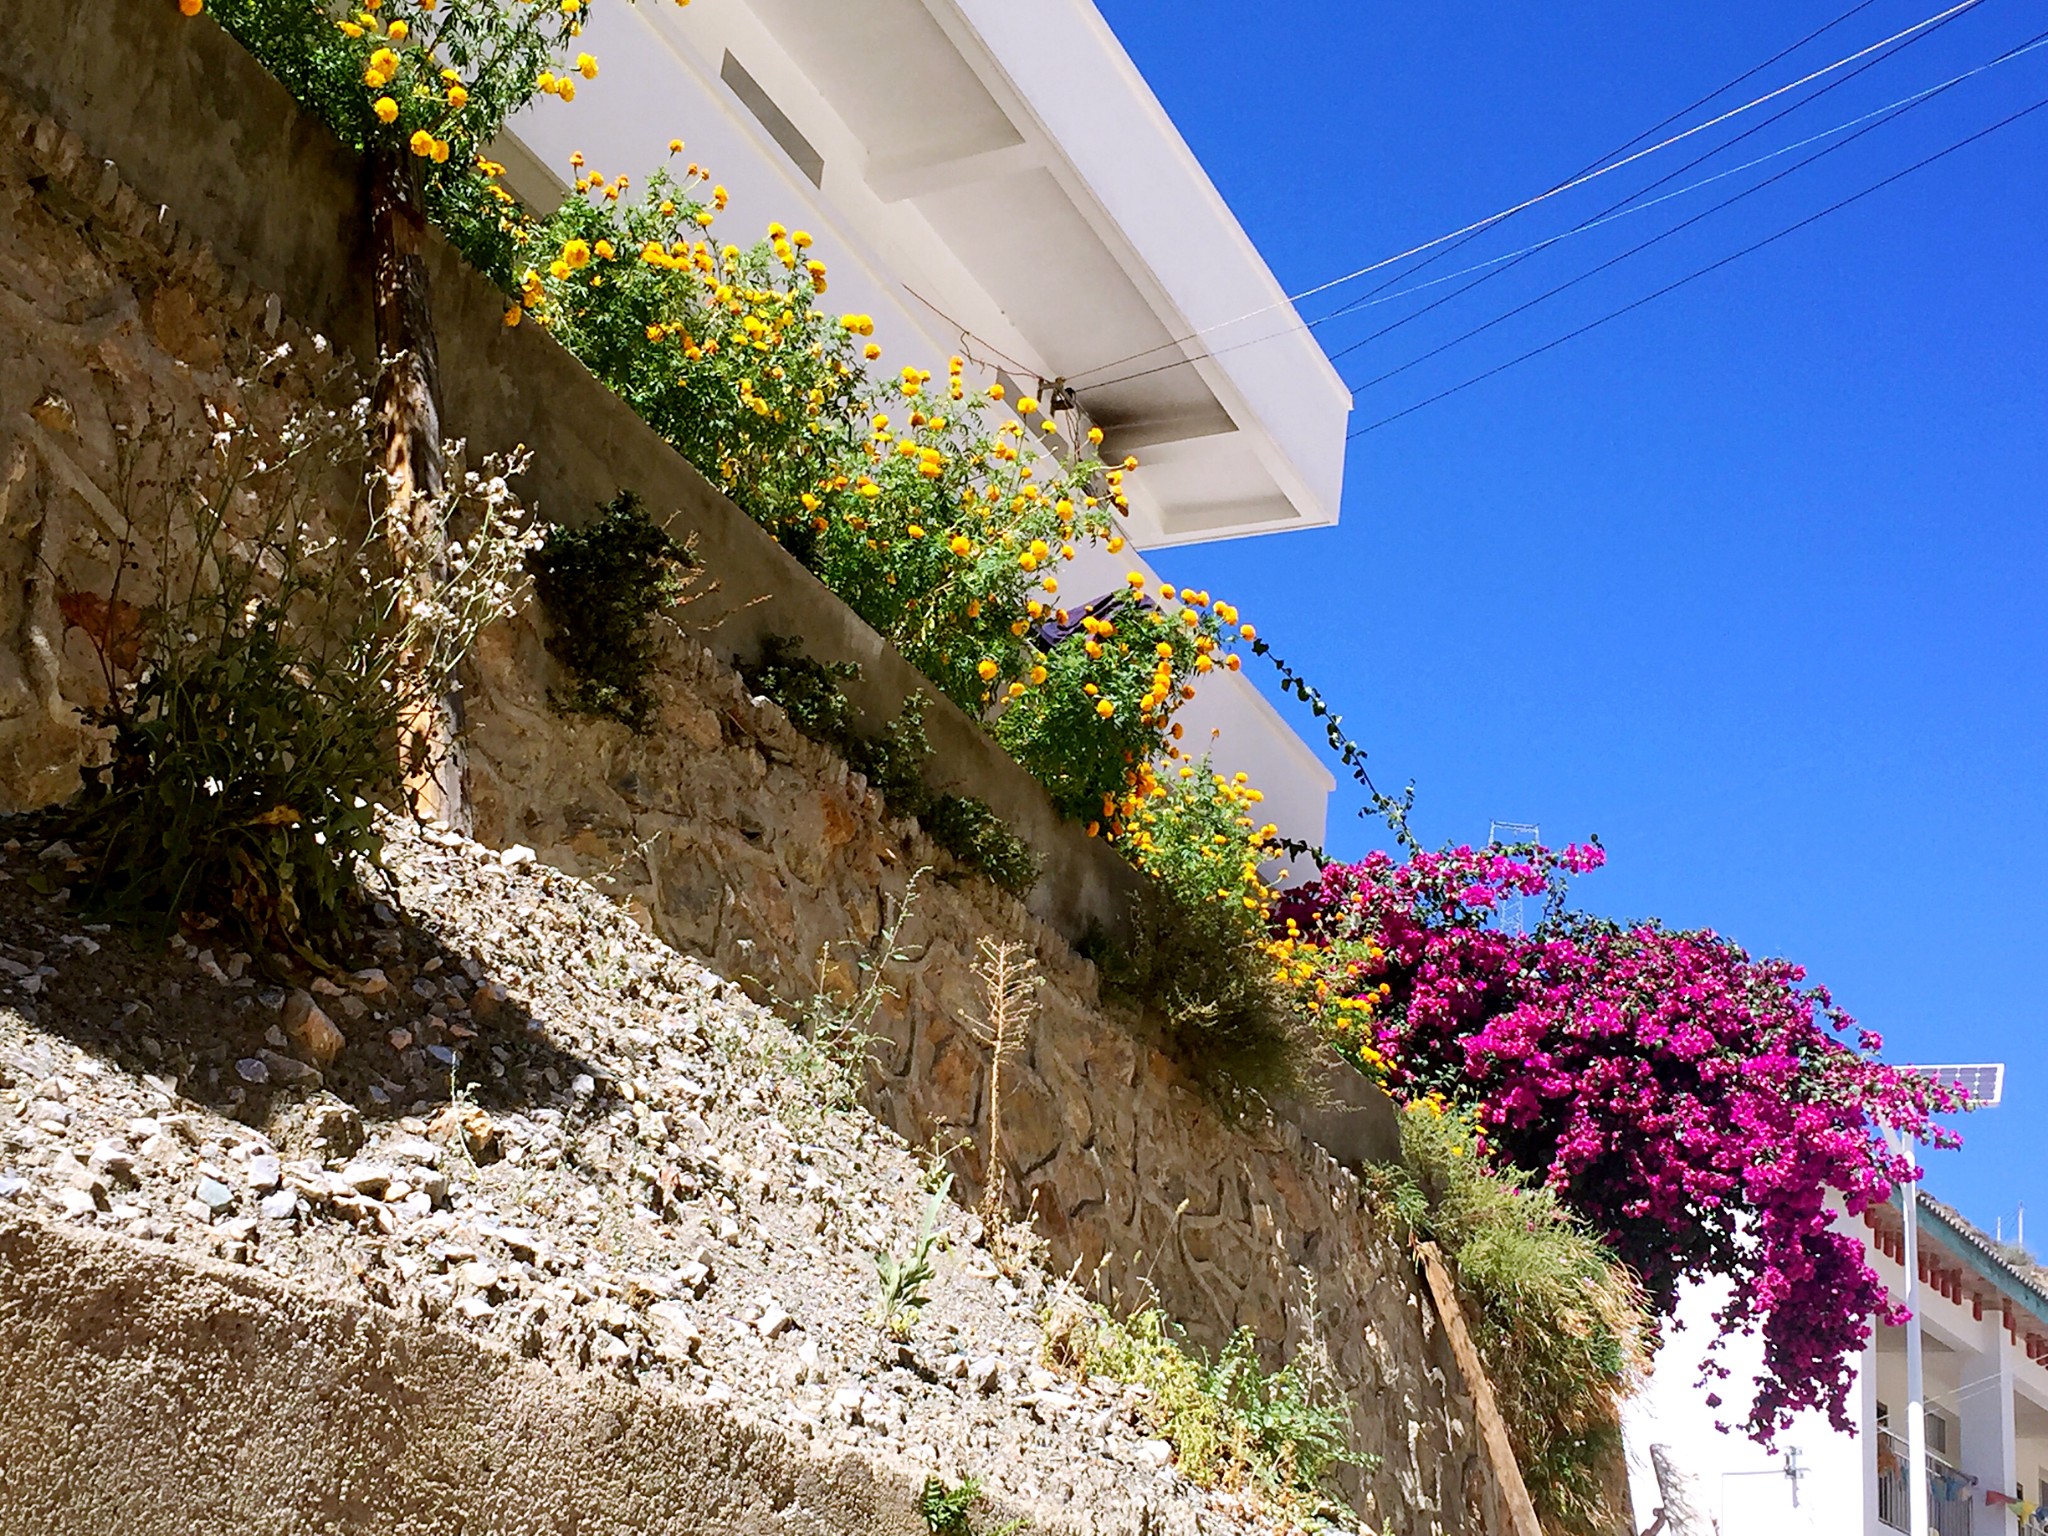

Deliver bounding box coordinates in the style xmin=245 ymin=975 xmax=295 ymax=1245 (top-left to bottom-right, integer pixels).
xmin=1098 ymin=0 xmax=2047 ymax=1236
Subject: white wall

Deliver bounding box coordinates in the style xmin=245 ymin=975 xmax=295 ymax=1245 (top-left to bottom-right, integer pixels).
xmin=1624 ymin=1276 xmax=1869 ymax=1535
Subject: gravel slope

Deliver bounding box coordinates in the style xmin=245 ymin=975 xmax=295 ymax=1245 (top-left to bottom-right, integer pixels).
xmin=0 ymin=814 xmax=1342 ymax=1534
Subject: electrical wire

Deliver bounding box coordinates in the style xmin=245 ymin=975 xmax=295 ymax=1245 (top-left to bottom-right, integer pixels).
xmin=1346 ymin=27 xmax=2048 ymax=397
xmin=1059 ymin=0 xmax=1991 ymax=386
xmin=1313 ymin=1 xmax=1987 ymax=364
xmin=1306 ymin=0 xmax=1898 ymax=339
xmin=1079 ymin=14 xmax=2013 ymax=397
xmin=1345 ymin=89 xmax=2048 ymax=439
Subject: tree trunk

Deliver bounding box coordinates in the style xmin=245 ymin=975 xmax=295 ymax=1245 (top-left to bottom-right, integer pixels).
xmin=367 ymin=143 xmax=467 ymax=831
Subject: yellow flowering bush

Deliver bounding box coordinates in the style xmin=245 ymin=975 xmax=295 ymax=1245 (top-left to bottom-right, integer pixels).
xmin=201 ymin=0 xmax=608 ymax=286
xmin=999 ymin=580 xmax=1247 ymax=827
xmin=1089 ymin=760 xmax=1312 ymax=1101
xmin=518 ymin=154 xmax=1247 ymax=811
xmin=196 ymin=4 xmax=1361 ymax=1101
xmin=521 ymin=158 xmax=867 ymax=539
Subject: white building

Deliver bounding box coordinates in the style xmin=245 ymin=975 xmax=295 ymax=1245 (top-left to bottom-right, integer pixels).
xmin=1625 ymin=1193 xmax=2048 ymax=1536
xmin=498 ymin=0 xmax=1344 ymax=855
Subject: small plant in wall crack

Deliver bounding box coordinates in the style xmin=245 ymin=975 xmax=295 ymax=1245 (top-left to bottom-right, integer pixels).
xmin=528 ymin=491 xmax=697 ymax=732
xmin=918 ymin=1474 xmax=1029 ymax=1536
xmin=874 ymin=1175 xmax=949 ymax=1343
xmin=964 ymin=938 xmax=1037 ymax=1243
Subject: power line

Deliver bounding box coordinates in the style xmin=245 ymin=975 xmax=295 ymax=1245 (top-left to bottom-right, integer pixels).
xmin=1346 ymin=28 xmax=2048 ymax=397
xmin=1315 ymin=1 xmax=1987 ymax=365
xmin=1346 ymin=90 xmax=2048 ymax=439
xmin=1083 ymin=13 xmax=2006 ymax=397
xmin=1061 ymin=0 xmax=1991 ymax=386
xmin=1309 ymin=0 xmax=1893 ymax=335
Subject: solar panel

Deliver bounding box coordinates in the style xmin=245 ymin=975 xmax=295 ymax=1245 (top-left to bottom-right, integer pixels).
xmin=1906 ymin=1063 xmax=2005 ymax=1110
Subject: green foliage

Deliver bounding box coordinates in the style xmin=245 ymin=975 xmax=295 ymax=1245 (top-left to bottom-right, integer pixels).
xmin=921 ymin=796 xmax=1038 ymax=902
xmin=1368 ymin=1101 xmax=1649 ymax=1536
xmin=63 ymin=361 xmax=531 ymax=959
xmin=740 ymin=639 xmax=1038 ymax=898
xmin=740 ymin=633 xmax=858 ymax=745
xmin=875 ymin=1176 xmax=949 ymax=1341
xmin=528 ymin=492 xmax=692 ymax=731
xmin=1044 ymin=1301 xmax=1361 ymax=1519
xmin=78 ymin=621 xmax=390 ymax=956
xmin=918 ymin=1476 xmax=984 ymax=1536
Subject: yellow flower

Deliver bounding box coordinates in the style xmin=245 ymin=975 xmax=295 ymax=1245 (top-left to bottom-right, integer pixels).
xmin=977 ymin=660 xmax=999 ymax=682
xmin=562 ymin=239 xmax=592 ymax=268
xmin=1087 ymin=426 xmax=1104 ymax=445
xmin=447 ymin=84 xmax=468 ymax=109
xmin=373 ymin=96 xmax=399 ymax=124
xmin=386 ymin=17 xmax=408 ymax=38
xmin=948 ymin=535 xmax=972 ymax=558
xmin=364 ymin=67 xmax=389 ymax=89
xmin=504 ymin=306 xmax=523 ymax=328
xmin=408 ymin=129 xmax=436 ymax=158
xmin=1016 ymin=396 xmax=1039 ymax=415
xmin=430 ymin=139 xmax=449 ymax=164
xmin=593 ymin=239 xmax=615 ymax=260
xmin=178 ymin=0 xmax=204 ymax=14
xmin=1029 ymin=665 xmax=1048 ymax=685
xmin=577 ymin=52 xmax=599 ymax=79
xmin=1095 ymin=699 xmax=1116 ymax=718
xmin=369 ymin=47 xmax=400 ymax=75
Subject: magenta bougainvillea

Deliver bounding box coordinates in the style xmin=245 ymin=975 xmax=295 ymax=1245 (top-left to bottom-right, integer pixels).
xmin=1280 ymin=842 xmax=1961 ymax=1439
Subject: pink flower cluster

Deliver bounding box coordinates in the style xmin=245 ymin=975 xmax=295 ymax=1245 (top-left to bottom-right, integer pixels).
xmin=1282 ymin=842 xmax=1961 ymax=1440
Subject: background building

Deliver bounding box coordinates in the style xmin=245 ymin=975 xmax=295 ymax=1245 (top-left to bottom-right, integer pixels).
xmin=1626 ymin=1194 xmax=2048 ymax=1536
xmin=499 ymin=0 xmax=1346 ymax=856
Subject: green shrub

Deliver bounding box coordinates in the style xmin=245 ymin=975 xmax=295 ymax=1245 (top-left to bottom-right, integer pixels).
xmin=1044 ymin=1300 xmax=1360 ymax=1519
xmin=917 ymin=1476 xmax=984 ymax=1536
xmin=529 ymin=492 xmax=693 ymax=731
xmin=740 ymin=638 xmax=1038 ymax=898
xmin=63 ymin=364 xmax=532 ymax=959
xmin=1368 ymin=1101 xmax=1649 ymax=1536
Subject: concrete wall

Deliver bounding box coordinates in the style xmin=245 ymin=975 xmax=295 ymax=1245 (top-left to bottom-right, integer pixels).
xmin=0 ymin=9 xmax=1503 ymax=1531
xmin=0 ymin=1211 xmax=1021 ymax=1536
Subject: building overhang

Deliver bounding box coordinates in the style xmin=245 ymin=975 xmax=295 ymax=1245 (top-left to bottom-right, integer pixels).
xmin=543 ymin=0 xmax=1350 ymax=548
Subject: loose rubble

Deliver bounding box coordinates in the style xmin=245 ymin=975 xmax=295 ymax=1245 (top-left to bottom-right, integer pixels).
xmin=0 ymin=815 xmax=1334 ymax=1534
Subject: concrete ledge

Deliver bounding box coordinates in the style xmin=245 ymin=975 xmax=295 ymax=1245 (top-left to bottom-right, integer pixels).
xmin=0 ymin=0 xmax=1143 ymax=944
xmin=0 ymin=1211 xmax=1045 ymax=1536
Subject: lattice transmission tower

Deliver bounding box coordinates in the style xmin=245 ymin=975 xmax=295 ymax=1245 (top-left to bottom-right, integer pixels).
xmin=1488 ymin=820 xmax=1540 ymax=935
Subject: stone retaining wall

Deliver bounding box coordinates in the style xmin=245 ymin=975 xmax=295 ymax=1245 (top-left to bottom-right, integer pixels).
xmin=0 ymin=7 xmax=1503 ymax=1531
